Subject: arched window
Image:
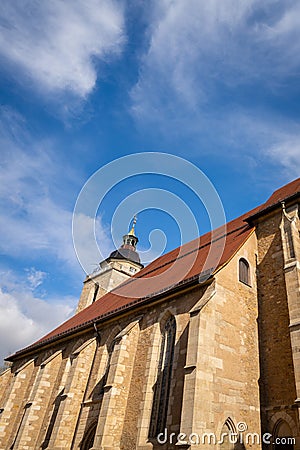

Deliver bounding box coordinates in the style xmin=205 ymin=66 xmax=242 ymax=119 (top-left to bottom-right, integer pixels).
xmin=97 ymin=339 xmax=117 ymax=396
xmin=219 ymin=418 xmax=245 ymax=450
xmin=149 ymin=315 xmax=176 ymax=438
xmin=239 ymin=258 xmax=250 ymax=286
xmin=274 ymin=420 xmax=294 ymax=449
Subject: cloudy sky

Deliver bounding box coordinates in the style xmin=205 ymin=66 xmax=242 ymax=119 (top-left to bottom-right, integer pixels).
xmin=0 ymin=0 xmax=299 ymax=364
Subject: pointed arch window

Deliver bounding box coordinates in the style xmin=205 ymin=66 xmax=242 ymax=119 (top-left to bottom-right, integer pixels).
xmin=274 ymin=420 xmax=295 ymax=449
xmin=98 ymin=339 xmax=117 ymax=395
xmin=149 ymin=315 xmax=176 ymax=438
xmin=239 ymin=258 xmax=250 ymax=286
xmin=80 ymin=421 xmax=97 ymax=450
xmin=220 ymin=418 xmax=246 ymax=450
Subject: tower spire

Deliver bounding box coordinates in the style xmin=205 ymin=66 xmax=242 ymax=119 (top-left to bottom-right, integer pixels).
xmin=128 ymin=215 xmax=137 ymax=236
xmin=106 ymin=215 xmax=143 ymax=267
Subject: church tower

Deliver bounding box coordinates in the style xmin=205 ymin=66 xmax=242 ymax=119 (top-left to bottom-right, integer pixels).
xmin=76 ymin=218 xmax=143 ymax=313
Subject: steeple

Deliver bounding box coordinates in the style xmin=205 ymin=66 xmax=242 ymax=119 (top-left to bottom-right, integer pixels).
xmin=128 ymin=215 xmax=137 ymax=237
xmin=108 ymin=216 xmax=142 ymax=265
xmin=122 ymin=216 xmax=138 ymax=251
xmin=76 ymin=216 xmax=143 ymax=313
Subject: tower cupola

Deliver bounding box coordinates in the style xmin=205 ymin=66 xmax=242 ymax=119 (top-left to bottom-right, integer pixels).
xmin=107 ymin=216 xmax=143 ymax=266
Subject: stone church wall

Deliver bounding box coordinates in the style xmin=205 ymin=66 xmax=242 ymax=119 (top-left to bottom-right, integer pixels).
xmin=255 ymin=204 xmax=300 ymax=448
xmin=0 ymin=230 xmax=267 ymax=449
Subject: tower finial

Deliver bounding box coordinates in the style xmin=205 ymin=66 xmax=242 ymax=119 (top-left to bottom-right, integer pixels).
xmin=128 ymin=215 xmax=137 ymax=236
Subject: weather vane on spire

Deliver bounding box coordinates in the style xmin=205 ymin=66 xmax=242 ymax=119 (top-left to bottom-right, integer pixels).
xmin=129 ymin=215 xmax=137 ymax=235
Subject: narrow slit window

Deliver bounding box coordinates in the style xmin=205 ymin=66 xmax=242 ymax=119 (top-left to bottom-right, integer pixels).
xmin=92 ymin=283 xmax=99 ymax=303
xmin=284 ymin=224 xmax=295 ymax=259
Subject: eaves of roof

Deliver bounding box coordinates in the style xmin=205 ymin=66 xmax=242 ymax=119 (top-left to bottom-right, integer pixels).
xmin=246 ymin=178 xmax=300 ymax=223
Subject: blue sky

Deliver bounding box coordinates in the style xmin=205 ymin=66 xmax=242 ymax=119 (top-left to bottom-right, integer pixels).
xmin=0 ymin=0 xmax=299 ymax=363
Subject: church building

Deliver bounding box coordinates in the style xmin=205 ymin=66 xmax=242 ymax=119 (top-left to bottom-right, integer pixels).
xmin=0 ymin=178 xmax=300 ymax=450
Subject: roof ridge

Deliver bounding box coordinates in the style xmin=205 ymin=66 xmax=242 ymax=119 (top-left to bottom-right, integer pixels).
xmin=115 ymin=222 xmax=249 ymax=285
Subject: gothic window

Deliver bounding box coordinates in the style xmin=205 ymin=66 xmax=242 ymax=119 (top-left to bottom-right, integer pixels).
xmin=41 ymin=389 xmax=67 ymax=449
xmin=96 ymin=339 xmax=117 ymax=397
xmin=149 ymin=315 xmax=176 ymax=438
xmin=220 ymin=418 xmax=245 ymax=450
xmin=80 ymin=421 xmax=97 ymax=450
xmin=274 ymin=420 xmax=294 ymax=450
xmin=239 ymin=258 xmax=250 ymax=286
xmin=10 ymin=402 xmax=32 ymax=449
xmin=219 ymin=419 xmax=234 ymax=450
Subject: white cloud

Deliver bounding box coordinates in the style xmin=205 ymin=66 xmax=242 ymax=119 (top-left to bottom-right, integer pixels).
xmin=25 ymin=268 xmax=47 ymax=290
xmin=0 ymin=121 xmax=76 ymax=268
xmin=200 ymin=110 xmax=300 ymax=176
xmin=130 ymin=1 xmax=300 ymax=175
xmin=267 ymin=136 xmax=300 ymax=177
xmin=230 ymin=111 xmax=300 ymax=172
xmin=0 ymin=0 xmax=125 ymax=97
xmin=0 ymin=106 xmax=118 ymax=363
xmin=0 ymin=105 xmax=113 ymax=271
xmin=132 ymin=0 xmax=300 ymax=117
xmin=0 ymin=281 xmax=75 ymax=364
xmin=73 ymin=213 xmax=114 ymax=276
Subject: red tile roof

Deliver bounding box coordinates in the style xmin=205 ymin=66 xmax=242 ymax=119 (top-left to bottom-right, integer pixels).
xmin=247 ymin=177 xmax=300 ymax=221
xmin=8 ymin=177 xmax=300 ymax=360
